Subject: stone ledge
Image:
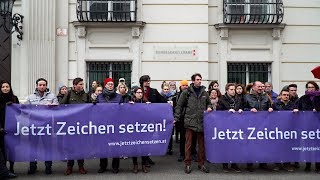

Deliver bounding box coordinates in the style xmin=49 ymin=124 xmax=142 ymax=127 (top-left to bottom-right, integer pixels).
xmin=73 ymin=21 xmax=146 ymax=28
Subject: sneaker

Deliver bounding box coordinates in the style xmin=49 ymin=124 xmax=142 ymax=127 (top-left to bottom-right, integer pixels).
xmin=198 ymin=165 xmax=209 ymax=173
xmin=45 ymin=167 xmax=52 ymax=175
xmin=316 ymin=169 xmax=320 ymax=174
xmin=230 ymin=164 xmax=241 ymax=173
xmin=273 ymin=166 xmax=280 ymax=172
xmin=132 ymin=165 xmax=138 ymax=173
xmin=97 ymin=167 xmax=106 ymax=173
xmin=64 ymin=167 xmax=73 ymax=175
xmin=178 ymin=155 xmax=184 ymax=162
xmin=142 ymin=165 xmax=149 ymax=173
xmin=7 ymin=172 xmax=17 ymax=179
xmin=185 ymin=165 xmax=191 ymax=174
xmin=79 ymin=167 xmax=87 ymax=174
xmin=283 ymin=164 xmax=294 ymax=172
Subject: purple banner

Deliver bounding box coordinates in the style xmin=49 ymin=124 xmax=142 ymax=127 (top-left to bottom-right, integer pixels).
xmin=5 ymin=103 xmax=173 ymax=162
xmin=204 ymin=111 xmax=320 ymax=163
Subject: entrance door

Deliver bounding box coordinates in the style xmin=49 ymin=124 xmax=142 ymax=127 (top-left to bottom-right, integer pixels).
xmin=0 ymin=14 xmax=12 ymax=82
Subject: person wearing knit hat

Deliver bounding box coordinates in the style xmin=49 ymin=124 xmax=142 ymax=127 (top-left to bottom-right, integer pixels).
xmin=173 ymin=79 xmax=196 ymax=162
xmin=104 ymin=78 xmax=114 ymax=87
xmin=96 ymin=77 xmax=122 ymax=174
xmin=180 ymin=80 xmax=188 ymax=86
xmin=168 ymin=81 xmax=177 ymax=95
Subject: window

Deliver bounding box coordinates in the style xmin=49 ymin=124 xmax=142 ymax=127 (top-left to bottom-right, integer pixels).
xmin=77 ymin=0 xmax=136 ymax=22
xmin=86 ymin=62 xmax=132 ymax=90
xmin=224 ymin=0 xmax=283 ymax=24
xmin=227 ymin=63 xmax=271 ymax=85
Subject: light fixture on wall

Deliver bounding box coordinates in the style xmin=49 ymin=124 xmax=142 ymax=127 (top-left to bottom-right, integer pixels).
xmin=0 ymin=0 xmax=24 ymax=41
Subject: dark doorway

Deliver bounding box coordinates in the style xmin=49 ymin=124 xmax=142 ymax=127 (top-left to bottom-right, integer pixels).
xmin=0 ymin=14 xmax=12 ymax=82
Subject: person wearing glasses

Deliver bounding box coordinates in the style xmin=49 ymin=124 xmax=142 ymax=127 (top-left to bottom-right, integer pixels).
xmin=130 ymin=87 xmax=150 ymax=173
xmin=296 ymin=81 xmax=320 ymax=173
xmin=96 ymin=78 xmax=122 ymax=174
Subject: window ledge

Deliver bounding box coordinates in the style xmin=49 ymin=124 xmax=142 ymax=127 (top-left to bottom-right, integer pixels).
xmin=73 ymin=21 xmax=146 ymax=38
xmin=73 ymin=21 xmax=146 ymax=28
xmin=214 ymin=23 xmax=286 ymax=40
xmin=214 ymin=23 xmax=286 ymax=30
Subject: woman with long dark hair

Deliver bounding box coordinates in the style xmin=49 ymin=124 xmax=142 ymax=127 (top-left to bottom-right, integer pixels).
xmin=130 ymin=87 xmax=150 ymax=173
xmin=0 ymin=80 xmax=19 ymax=174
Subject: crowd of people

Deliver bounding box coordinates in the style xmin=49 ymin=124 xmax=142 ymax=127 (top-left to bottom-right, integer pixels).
xmin=0 ymin=73 xmax=320 ymax=178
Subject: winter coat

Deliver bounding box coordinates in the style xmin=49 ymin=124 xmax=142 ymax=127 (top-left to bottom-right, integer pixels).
xmin=296 ymin=95 xmax=320 ymax=111
xmin=244 ymin=93 xmax=272 ymax=111
xmin=217 ymin=94 xmax=244 ymax=111
xmin=60 ymin=89 xmax=90 ymax=104
xmin=120 ymin=93 xmax=132 ymax=103
xmin=144 ymin=87 xmax=167 ymax=103
xmin=273 ymin=100 xmax=296 ymax=111
xmin=26 ymin=89 xmax=58 ymax=105
xmin=0 ymin=94 xmax=19 ymax=130
xmin=96 ymin=89 xmax=122 ymax=103
xmin=174 ymin=84 xmax=211 ymax=132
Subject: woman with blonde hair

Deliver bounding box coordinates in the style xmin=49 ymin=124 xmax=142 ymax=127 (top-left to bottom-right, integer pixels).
xmin=117 ymin=82 xmax=131 ymax=103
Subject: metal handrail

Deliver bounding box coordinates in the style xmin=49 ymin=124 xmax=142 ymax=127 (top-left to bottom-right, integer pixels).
xmin=223 ymin=0 xmax=284 ymax=24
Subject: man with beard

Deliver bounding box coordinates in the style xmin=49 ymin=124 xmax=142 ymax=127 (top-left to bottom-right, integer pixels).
xmin=60 ymin=78 xmax=90 ymax=175
xmin=175 ymin=73 xmax=212 ymax=174
xmin=244 ymin=81 xmax=273 ymax=172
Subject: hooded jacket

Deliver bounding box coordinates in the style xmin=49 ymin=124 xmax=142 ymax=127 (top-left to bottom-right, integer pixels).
xmin=174 ymin=84 xmax=211 ymax=132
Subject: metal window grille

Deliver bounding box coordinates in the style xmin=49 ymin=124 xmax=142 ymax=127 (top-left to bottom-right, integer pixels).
xmin=77 ymin=0 xmax=137 ymax=22
xmin=86 ymin=61 xmax=132 ymax=90
xmin=227 ymin=62 xmax=271 ymax=85
xmin=223 ymin=0 xmax=284 ymax=24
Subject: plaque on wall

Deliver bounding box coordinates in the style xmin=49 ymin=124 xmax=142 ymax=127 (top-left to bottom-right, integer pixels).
xmin=154 ymin=46 xmax=198 ymax=61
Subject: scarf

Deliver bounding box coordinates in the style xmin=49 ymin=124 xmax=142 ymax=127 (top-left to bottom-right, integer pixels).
xmin=305 ymin=90 xmax=320 ymax=101
xmin=0 ymin=93 xmax=13 ymax=109
xmin=103 ymin=88 xmax=116 ymax=100
xmin=210 ymin=98 xmax=219 ymax=110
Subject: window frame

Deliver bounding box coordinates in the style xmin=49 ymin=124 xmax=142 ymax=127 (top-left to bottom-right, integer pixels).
xmin=86 ymin=61 xmax=132 ymax=90
xmin=226 ymin=0 xmax=274 ymax=24
xmin=87 ymin=0 xmax=136 ymax=21
xmin=227 ymin=62 xmax=272 ymax=85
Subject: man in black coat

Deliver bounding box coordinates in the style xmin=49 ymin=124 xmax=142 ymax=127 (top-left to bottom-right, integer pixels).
xmin=244 ymin=81 xmax=273 ymax=172
xmin=217 ymin=83 xmax=243 ymax=173
xmin=272 ymin=89 xmax=298 ymax=172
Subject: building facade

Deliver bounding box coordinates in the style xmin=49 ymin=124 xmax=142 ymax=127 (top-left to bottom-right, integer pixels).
xmin=9 ymin=0 xmax=320 ymax=99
